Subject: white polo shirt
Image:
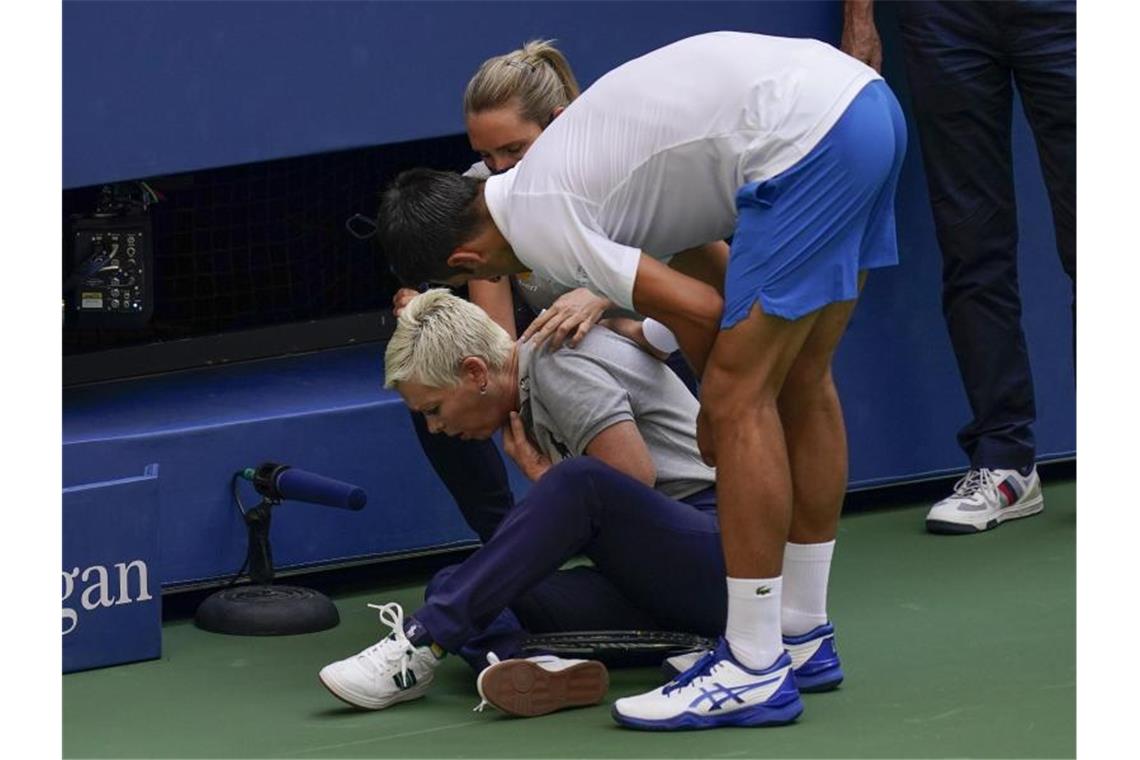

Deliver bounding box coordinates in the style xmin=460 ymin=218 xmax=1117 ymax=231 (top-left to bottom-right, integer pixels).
xmin=483 ymin=31 xmax=880 ymax=311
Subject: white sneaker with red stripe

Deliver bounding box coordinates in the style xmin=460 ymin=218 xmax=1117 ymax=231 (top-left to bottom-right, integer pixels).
xmin=926 ymin=467 xmax=1044 ymax=534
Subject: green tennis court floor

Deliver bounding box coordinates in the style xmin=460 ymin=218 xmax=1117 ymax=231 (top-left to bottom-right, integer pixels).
xmin=63 ymin=480 xmax=1075 ymax=759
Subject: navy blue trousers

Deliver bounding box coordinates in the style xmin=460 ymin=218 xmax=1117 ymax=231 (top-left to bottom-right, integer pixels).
xmin=898 ymin=0 xmax=1075 ymax=470
xmin=410 ymin=458 xmax=726 ymax=670
xmin=410 ymin=410 xmax=514 ymax=543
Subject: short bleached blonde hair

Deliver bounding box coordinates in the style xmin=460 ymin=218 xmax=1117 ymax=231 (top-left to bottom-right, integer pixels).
xmin=384 ymin=289 xmax=514 ymax=389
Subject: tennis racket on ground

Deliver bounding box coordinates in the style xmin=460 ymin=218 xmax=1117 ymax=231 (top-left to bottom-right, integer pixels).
xmin=520 ymin=630 xmax=714 ymax=668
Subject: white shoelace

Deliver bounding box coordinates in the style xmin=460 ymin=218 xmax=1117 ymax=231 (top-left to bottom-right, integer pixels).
xmin=951 ymin=468 xmax=998 ymax=498
xmin=472 ymin=651 xmax=502 ymax=713
xmin=360 ymin=602 xmax=415 ymax=684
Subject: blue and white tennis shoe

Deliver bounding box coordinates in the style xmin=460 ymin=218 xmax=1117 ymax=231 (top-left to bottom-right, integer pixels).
xmin=663 ymin=623 xmax=843 ymax=693
xmin=613 ymin=638 xmax=803 ymax=730
xmin=782 ymin=622 xmax=843 ymax=692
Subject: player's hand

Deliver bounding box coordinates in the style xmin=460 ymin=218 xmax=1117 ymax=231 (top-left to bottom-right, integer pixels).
xmin=841 ymin=1 xmax=882 ymax=73
xmin=392 ymin=288 xmax=419 ymax=317
xmin=521 ymin=288 xmax=612 ymax=350
xmin=696 ymin=406 xmax=716 ymax=467
xmin=502 ymin=411 xmax=552 ymax=481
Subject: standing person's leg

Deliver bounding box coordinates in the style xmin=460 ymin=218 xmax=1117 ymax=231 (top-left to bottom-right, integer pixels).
xmin=609 ymin=306 xmax=814 ymax=731
xmin=702 ymin=307 xmax=818 ymax=650
xmin=704 ymin=76 xmax=906 ymax=673
xmin=899 ymin=2 xmax=1046 ymax=532
xmin=898 ymin=2 xmax=1035 ymax=472
xmin=778 ymin=298 xmax=859 ymax=684
xmin=410 ymin=409 xmax=513 ymax=541
xmin=1008 ymin=0 xmax=1076 ymax=348
xmin=779 ymin=81 xmax=907 ymax=692
xmin=612 ymin=79 xmax=905 ymax=731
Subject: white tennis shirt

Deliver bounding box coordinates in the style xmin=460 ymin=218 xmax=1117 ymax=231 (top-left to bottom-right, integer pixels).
xmin=483 ymin=31 xmax=880 ymax=311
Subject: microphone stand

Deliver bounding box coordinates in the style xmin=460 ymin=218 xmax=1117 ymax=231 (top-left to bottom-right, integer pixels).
xmin=194 ymin=476 xmax=342 ymax=637
xmin=245 ymin=497 xmax=275 ymax=586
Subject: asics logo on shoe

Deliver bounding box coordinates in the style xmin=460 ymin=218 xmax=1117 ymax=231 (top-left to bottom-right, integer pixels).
xmin=688 ymin=676 xmax=781 ymax=711
xmin=755 ymin=586 xmax=771 ymax=596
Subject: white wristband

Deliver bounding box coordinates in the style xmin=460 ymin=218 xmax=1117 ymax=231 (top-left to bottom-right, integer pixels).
xmin=642 ymin=318 xmax=680 ymax=355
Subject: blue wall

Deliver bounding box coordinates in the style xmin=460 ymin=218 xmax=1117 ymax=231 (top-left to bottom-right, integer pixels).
xmin=64 ymin=0 xmax=837 ymax=188
xmin=63 ymin=0 xmax=1074 ymax=574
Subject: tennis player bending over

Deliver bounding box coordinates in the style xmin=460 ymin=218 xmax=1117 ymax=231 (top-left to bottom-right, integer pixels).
xmin=376 ymin=31 xmax=904 ymax=730
xmin=318 ymin=289 xmax=746 ymax=717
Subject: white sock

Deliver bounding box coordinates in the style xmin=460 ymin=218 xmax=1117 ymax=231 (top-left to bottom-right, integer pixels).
xmin=781 ymin=540 xmax=835 ymax=637
xmin=724 ymin=576 xmax=784 ymax=670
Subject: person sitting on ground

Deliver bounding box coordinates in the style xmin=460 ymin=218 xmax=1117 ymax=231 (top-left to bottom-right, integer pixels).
xmin=318 ymin=290 xmax=842 ymax=718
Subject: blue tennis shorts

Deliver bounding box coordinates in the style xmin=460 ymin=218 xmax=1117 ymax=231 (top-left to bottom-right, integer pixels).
xmin=721 ymin=79 xmax=907 ymax=327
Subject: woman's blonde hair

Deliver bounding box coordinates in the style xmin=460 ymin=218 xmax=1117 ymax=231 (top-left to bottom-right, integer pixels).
xmin=463 ymin=39 xmax=580 ymax=126
xmin=384 ymin=289 xmax=514 ymax=390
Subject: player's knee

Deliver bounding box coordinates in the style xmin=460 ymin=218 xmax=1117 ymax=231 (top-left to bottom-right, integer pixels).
xmin=703 ymin=389 xmax=776 ymax=431
xmin=702 ymin=367 xmax=772 ymax=416
xmin=782 ymin=360 xmax=834 ymax=399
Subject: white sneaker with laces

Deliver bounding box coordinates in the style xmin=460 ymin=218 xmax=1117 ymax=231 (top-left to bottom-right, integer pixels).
xmin=318 ymin=602 xmax=441 ymax=710
xmin=926 ymin=467 xmax=1044 ymax=534
xmin=474 ymin=652 xmax=609 ymax=717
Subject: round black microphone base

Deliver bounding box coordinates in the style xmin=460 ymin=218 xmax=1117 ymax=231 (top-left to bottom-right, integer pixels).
xmin=195 ymin=585 xmax=339 ymax=636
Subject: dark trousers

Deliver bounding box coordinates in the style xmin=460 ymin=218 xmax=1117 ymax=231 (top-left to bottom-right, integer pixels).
xmin=410 ymin=458 xmax=726 ymax=670
xmin=410 ymin=410 xmax=514 ymax=543
xmin=898 ymin=0 xmax=1075 ymax=470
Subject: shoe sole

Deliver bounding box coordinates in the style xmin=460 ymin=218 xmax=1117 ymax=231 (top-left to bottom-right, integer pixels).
xmin=318 ymin=670 xmax=430 ymax=711
xmin=478 ymin=660 xmax=609 ymax=717
xmin=794 ymin=666 xmax=843 ymax=692
xmin=926 ymin=495 xmax=1044 ymax=535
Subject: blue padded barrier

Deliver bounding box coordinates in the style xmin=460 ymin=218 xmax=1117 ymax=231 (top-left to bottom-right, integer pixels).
xmin=62 ymin=345 xmax=532 ymax=589
xmin=63 ymin=465 xmax=162 ymax=672
xmin=64 ymin=0 xmax=836 ymax=188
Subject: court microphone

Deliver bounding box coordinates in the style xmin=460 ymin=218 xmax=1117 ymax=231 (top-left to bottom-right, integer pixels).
xmin=241 ymin=462 xmax=367 ymax=511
